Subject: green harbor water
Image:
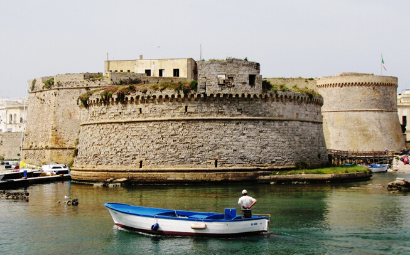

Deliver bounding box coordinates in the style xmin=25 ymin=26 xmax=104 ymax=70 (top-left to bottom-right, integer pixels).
xmin=1 ymin=173 xmax=410 ymax=254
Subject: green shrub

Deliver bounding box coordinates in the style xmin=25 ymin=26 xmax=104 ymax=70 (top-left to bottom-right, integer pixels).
xmin=43 ymin=78 xmax=54 ymax=89
xmin=262 ymin=80 xmax=273 ymax=91
xmin=31 ymin=79 xmax=36 ymax=91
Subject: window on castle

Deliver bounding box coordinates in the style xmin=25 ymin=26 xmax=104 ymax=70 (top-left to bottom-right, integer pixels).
xmin=173 ymin=69 xmax=179 ymax=77
xmin=249 ymin=75 xmax=256 ymax=86
xmin=218 ymin=74 xmax=226 ymax=85
xmin=13 ymin=114 xmax=16 ymax=123
xmin=120 ymin=70 xmax=123 ymax=72
xmin=159 ymin=69 xmax=165 ymax=77
xmin=20 ymin=117 xmax=23 ymax=123
xmin=227 ymin=76 xmax=234 ymax=85
xmin=9 ymin=114 xmax=12 ymax=124
xmin=145 ymin=69 xmax=151 ymax=76
xmin=127 ymin=70 xmax=130 ymax=73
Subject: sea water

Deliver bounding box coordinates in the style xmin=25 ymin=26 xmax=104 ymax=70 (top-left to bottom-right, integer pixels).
xmin=0 ymin=173 xmax=410 ymax=254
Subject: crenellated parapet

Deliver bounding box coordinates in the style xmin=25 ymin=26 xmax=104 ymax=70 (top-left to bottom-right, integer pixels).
xmin=85 ymin=90 xmax=323 ymax=107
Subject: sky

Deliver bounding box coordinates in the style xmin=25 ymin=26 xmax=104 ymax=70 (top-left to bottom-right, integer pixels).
xmin=0 ymin=0 xmax=409 ymax=98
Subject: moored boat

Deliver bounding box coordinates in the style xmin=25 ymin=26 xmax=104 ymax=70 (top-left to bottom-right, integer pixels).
xmin=369 ymin=164 xmax=388 ymax=173
xmin=41 ymin=163 xmax=70 ymax=175
xmin=104 ymin=203 xmax=269 ymax=237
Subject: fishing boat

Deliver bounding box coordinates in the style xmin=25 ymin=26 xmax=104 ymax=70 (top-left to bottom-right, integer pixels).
xmin=369 ymin=164 xmax=388 ymax=173
xmin=104 ymin=203 xmax=269 ymax=237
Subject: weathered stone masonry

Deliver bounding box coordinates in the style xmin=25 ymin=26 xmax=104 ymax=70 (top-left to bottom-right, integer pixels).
xmin=71 ymin=90 xmax=328 ymax=182
xmin=317 ymin=73 xmax=405 ymax=151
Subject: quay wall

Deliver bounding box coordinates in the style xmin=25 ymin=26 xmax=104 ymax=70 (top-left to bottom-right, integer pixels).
xmin=71 ymin=91 xmax=328 ymax=182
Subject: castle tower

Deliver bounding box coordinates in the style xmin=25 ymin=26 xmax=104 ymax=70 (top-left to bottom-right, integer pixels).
xmin=316 ymin=73 xmax=405 ymax=151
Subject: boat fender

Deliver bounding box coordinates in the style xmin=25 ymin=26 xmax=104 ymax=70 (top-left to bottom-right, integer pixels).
xmin=151 ymin=223 xmax=159 ymax=231
xmin=191 ymin=223 xmax=207 ymax=229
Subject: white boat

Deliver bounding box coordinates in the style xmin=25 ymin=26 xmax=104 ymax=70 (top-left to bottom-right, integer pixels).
xmin=369 ymin=164 xmax=388 ymax=173
xmin=0 ymin=168 xmax=42 ymax=180
xmin=104 ymin=203 xmax=269 ymax=237
xmin=41 ymin=163 xmax=70 ymax=175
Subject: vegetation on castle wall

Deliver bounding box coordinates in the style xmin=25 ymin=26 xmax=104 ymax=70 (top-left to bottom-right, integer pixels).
xmin=78 ymin=80 xmax=198 ymax=108
xmin=262 ymin=79 xmax=320 ymax=97
xmin=89 ymin=76 xmax=107 ymax=81
xmin=114 ymin=78 xmax=141 ymax=85
xmin=31 ymin=79 xmax=36 ymax=91
xmin=43 ymin=78 xmax=54 ymax=90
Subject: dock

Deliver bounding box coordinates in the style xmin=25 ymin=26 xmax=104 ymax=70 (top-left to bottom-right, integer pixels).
xmin=0 ymin=174 xmax=71 ymax=189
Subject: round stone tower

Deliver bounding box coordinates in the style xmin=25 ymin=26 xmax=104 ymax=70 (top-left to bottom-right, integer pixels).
xmin=316 ymin=73 xmax=405 ymax=152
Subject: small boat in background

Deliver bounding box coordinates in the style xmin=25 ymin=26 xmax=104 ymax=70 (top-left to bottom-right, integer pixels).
xmin=41 ymin=163 xmax=70 ymax=175
xmin=104 ymin=203 xmax=269 ymax=237
xmin=369 ymin=164 xmax=388 ymax=173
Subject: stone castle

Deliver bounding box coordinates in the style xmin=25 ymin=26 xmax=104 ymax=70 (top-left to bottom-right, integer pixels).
xmin=17 ymin=57 xmax=404 ymax=182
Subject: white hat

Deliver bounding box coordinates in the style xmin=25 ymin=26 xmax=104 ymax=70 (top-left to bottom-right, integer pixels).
xmin=242 ymin=189 xmax=247 ymax=195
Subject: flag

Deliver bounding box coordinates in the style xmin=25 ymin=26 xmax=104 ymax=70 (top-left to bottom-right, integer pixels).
xmin=382 ymin=56 xmax=387 ymax=70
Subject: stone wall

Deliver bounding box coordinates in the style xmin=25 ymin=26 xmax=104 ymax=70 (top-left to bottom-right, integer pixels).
xmin=71 ymin=90 xmax=328 ymax=182
xmin=317 ymin=73 xmax=405 ymax=151
xmin=23 ymin=74 xmax=112 ymax=164
xmin=197 ymin=59 xmax=262 ymax=94
xmin=265 ymin=78 xmax=317 ymax=91
xmin=108 ymin=72 xmax=190 ymax=85
xmin=0 ymin=132 xmax=21 ymax=160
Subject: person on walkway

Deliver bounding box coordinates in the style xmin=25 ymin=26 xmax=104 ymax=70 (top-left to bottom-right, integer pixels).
xmin=238 ymin=189 xmax=257 ymax=218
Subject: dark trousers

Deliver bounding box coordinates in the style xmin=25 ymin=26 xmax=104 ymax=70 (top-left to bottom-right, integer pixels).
xmin=242 ymin=210 xmax=252 ymax=218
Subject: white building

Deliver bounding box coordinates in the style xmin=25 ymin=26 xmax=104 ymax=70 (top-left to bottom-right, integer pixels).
xmin=0 ymin=99 xmax=26 ymax=132
xmin=397 ymin=91 xmax=410 ymax=148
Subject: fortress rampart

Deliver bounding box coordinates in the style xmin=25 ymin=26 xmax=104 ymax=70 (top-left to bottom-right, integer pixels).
xmin=317 ymin=73 xmax=405 ymax=151
xmin=21 ymin=58 xmax=405 ymax=183
xmin=23 ymin=73 xmax=111 ymax=164
xmin=70 ymin=89 xmax=328 ymax=182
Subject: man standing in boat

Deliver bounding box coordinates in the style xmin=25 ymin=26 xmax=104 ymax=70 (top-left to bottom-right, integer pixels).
xmin=238 ymin=189 xmax=257 ymax=218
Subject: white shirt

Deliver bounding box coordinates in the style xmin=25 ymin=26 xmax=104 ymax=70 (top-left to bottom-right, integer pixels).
xmin=238 ymin=195 xmax=256 ymax=210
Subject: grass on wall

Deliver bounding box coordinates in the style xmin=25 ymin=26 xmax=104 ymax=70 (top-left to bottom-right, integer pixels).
xmin=78 ymin=80 xmax=198 ymax=108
